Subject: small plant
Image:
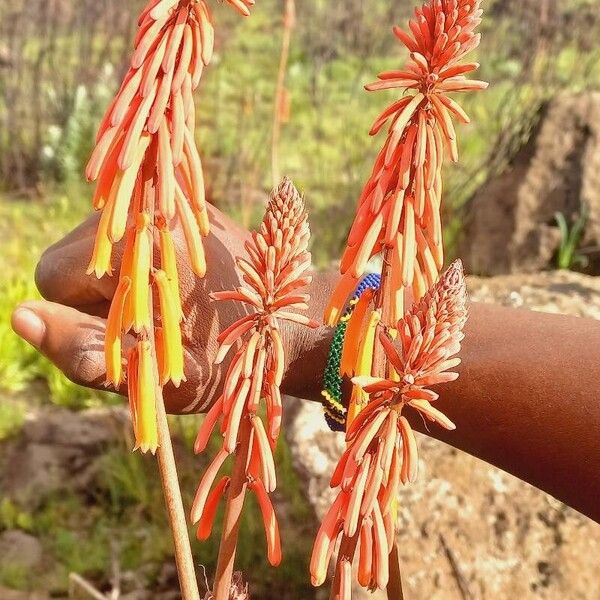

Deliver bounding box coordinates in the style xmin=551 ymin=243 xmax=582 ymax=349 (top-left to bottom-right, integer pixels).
xmin=555 ymin=206 xmax=589 ymax=270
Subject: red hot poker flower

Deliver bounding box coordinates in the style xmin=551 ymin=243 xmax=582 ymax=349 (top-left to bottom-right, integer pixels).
xmin=86 ymin=0 xmax=253 ymax=452
xmin=311 ymin=260 xmax=467 ymax=597
xmin=326 ymin=0 xmax=486 ymax=328
xmin=191 ymin=178 xmax=317 ymax=573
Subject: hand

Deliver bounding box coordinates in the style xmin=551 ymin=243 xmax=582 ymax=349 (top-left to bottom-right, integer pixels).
xmin=11 ymin=204 xmax=330 ymax=413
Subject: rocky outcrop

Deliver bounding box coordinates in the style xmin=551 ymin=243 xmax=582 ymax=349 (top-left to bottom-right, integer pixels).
xmin=461 ymin=93 xmax=600 ymax=276
xmin=285 ymin=271 xmax=600 ymax=600
xmin=0 ymin=406 xmax=129 ymax=507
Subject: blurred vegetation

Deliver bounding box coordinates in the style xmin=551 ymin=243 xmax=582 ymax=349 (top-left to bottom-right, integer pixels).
xmin=1 ymin=0 xmax=600 ymax=596
xmin=1 ymin=0 xmax=599 ymax=262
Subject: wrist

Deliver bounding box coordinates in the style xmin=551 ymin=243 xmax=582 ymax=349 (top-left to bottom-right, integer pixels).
xmin=280 ymin=270 xmax=337 ymax=402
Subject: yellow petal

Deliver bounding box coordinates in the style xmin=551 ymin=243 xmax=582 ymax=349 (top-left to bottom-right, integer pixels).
xmin=154 ymin=269 xmax=185 ymax=386
xmin=159 ymin=226 xmax=183 ymax=321
xmin=135 ymin=340 xmax=159 ymax=454
xmin=346 ymin=309 xmax=380 ymax=432
xmin=131 ymin=213 xmax=152 ymax=333
xmin=105 ymin=276 xmax=131 ymax=386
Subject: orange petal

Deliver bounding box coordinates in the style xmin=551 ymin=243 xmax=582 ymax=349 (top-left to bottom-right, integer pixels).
xmin=196 ymin=476 xmax=230 ymax=541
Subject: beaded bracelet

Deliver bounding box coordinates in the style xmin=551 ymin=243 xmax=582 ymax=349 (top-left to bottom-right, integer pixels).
xmin=321 ymin=272 xmax=381 ymax=432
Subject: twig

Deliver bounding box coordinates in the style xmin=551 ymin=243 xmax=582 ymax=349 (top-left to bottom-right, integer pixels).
xmin=68 ymin=573 xmax=107 ymax=600
xmin=212 ymin=417 xmax=253 ymax=600
xmin=439 ymin=533 xmax=472 ymax=600
xmin=109 ymin=539 xmax=121 ymax=600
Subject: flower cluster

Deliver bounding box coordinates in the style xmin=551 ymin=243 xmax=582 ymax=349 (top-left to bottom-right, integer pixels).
xmin=191 ymin=178 xmax=317 ymax=566
xmin=88 ymin=0 xmax=252 ymax=452
xmin=325 ymin=0 xmax=486 ymax=328
xmin=311 ymin=260 xmax=467 ymax=595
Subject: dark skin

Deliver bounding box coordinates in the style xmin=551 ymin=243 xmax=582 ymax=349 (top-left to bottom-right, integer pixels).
xmin=11 ymin=206 xmax=600 ymax=523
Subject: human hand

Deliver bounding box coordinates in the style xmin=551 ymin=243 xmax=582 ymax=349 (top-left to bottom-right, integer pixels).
xmin=11 ymin=204 xmax=331 ymax=413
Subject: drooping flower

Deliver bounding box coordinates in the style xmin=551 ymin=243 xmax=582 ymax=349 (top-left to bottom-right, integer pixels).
xmin=87 ymin=0 xmax=254 ymax=452
xmin=191 ymin=178 xmax=317 ymax=573
xmin=325 ymin=0 xmax=486 ymax=329
xmin=311 ymin=260 xmax=467 ymax=596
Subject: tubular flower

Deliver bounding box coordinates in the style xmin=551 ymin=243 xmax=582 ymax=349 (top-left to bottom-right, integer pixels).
xmin=325 ymin=0 xmax=486 ymax=328
xmin=87 ymin=0 xmax=254 ymax=452
xmin=311 ymin=261 xmax=468 ymax=597
xmin=191 ymin=178 xmax=318 ymax=566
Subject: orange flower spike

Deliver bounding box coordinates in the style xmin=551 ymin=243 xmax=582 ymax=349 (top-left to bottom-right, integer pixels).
xmin=314 ymin=262 xmax=468 ymax=595
xmin=327 ymin=0 xmax=486 ymax=324
xmin=193 ymin=180 xmax=314 ymax=587
xmin=105 ymin=276 xmax=131 ymax=386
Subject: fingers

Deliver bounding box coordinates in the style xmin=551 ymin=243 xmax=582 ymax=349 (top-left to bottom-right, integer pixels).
xmin=10 ymin=300 xmax=212 ymax=414
xmin=35 ymin=212 xmax=121 ymax=309
xmin=11 ymin=300 xmax=123 ymax=392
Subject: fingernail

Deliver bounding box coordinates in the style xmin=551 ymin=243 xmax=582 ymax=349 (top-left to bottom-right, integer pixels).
xmin=11 ymin=308 xmax=46 ymax=350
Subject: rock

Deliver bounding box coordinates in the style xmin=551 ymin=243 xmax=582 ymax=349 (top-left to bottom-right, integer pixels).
xmin=0 ymin=589 xmax=49 ymax=600
xmin=460 ymin=93 xmax=600 ymax=276
xmin=0 ymin=406 xmax=129 ymax=507
xmin=285 ymin=271 xmax=600 ymax=600
xmin=468 ymin=269 xmax=600 ymax=319
xmin=0 ymin=530 xmax=43 ymax=570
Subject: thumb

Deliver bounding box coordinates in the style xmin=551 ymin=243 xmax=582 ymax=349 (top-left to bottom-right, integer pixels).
xmin=11 ymin=300 xmax=120 ymax=391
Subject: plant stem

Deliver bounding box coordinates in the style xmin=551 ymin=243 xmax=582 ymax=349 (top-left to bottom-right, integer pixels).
xmin=373 ymin=247 xmax=405 ymax=599
xmin=146 ymin=183 xmax=200 ymax=600
xmin=213 ymin=416 xmax=253 ymax=600
xmin=155 ymin=386 xmax=201 ymax=600
xmin=387 ymin=541 xmax=405 ymax=600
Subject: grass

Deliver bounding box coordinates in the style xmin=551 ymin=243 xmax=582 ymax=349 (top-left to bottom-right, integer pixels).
xmin=0 ymin=189 xmax=121 ymax=408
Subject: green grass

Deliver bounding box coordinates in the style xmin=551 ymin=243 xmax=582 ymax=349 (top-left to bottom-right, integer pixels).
xmin=0 ymin=563 xmax=30 ymax=591
xmin=0 ymin=191 xmax=121 ymax=408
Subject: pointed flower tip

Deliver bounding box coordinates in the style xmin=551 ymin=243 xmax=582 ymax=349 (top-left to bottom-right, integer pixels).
xmin=440 ymin=259 xmax=466 ymax=292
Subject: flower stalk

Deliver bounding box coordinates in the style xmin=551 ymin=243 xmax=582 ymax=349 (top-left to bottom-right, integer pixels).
xmin=85 ymin=0 xmax=256 ymax=597
xmin=192 ymin=178 xmax=317 ymax=598
xmin=314 ymin=1 xmax=487 ymax=597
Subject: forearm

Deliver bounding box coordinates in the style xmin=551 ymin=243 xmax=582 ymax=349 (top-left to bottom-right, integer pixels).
xmin=285 ymin=271 xmax=600 ymax=522
xmin=436 ymin=302 xmax=600 ymax=522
